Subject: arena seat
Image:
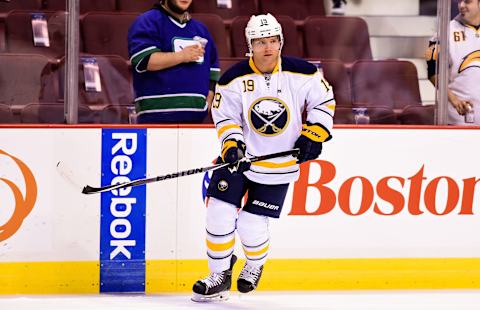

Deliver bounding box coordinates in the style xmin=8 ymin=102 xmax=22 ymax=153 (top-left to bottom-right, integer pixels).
xmin=191 ymin=0 xmax=257 ymax=21
xmin=49 ymin=55 xmax=134 ymax=109
xmin=81 ymin=12 xmax=138 ymax=60
xmin=259 ymin=0 xmax=325 ymax=20
xmin=351 ymin=60 xmax=422 ymax=111
xmin=333 ymin=107 xmax=354 ymax=124
xmin=230 ymin=15 xmax=301 ymax=57
xmin=0 ymin=53 xmax=51 ymax=109
xmin=116 ymin=0 xmax=157 ymax=12
xmin=191 ymin=13 xmax=231 ymax=57
xmin=0 ymin=0 xmax=42 ymax=18
xmin=314 ymin=59 xmax=352 ymax=107
xmin=398 ymin=105 xmax=435 ymax=125
xmin=0 ymin=103 xmax=15 ymax=123
xmin=333 ymin=106 xmax=398 ymax=124
xmin=44 ymin=0 xmax=116 ymax=13
xmin=5 ymin=10 xmax=68 ymax=58
xmin=303 ymin=16 xmax=372 ymax=63
xmin=219 ymin=57 xmax=245 ymax=74
xmin=100 ymin=104 xmax=130 ymax=124
xmin=20 ymin=102 xmax=97 ymax=123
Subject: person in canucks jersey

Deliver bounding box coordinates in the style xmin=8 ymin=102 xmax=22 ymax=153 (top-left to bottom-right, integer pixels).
xmin=128 ymin=0 xmax=220 ymax=123
xmin=191 ymin=13 xmax=336 ymax=302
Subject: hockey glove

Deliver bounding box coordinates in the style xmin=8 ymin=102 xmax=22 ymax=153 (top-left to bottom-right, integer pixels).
xmin=294 ymin=122 xmax=331 ymax=164
xmin=221 ymin=139 xmax=251 ymax=174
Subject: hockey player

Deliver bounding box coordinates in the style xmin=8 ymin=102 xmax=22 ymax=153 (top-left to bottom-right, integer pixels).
xmin=426 ymin=0 xmax=480 ymax=125
xmin=191 ymin=14 xmax=336 ymax=302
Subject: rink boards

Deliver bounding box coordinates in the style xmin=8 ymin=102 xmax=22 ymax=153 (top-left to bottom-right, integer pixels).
xmin=0 ymin=126 xmax=479 ymax=294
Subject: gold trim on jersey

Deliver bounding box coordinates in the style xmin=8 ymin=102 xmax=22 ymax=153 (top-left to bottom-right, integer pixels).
xmin=217 ymin=124 xmax=241 ymax=138
xmin=459 ymin=50 xmax=480 ymax=73
xmin=248 ymin=97 xmax=290 ymax=137
xmin=252 ymin=159 xmax=297 ymax=168
xmin=249 ymin=57 xmax=280 ymax=74
xmin=464 ymin=23 xmax=480 ymax=35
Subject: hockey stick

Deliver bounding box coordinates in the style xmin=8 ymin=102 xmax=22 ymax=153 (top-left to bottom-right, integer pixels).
xmin=81 ymin=148 xmax=300 ymax=195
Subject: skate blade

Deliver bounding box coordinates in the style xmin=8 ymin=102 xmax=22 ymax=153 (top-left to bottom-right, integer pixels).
xmin=191 ymin=291 xmax=229 ymax=302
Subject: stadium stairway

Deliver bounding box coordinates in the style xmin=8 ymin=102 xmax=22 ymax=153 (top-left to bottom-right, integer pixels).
xmin=323 ymin=0 xmax=437 ymax=105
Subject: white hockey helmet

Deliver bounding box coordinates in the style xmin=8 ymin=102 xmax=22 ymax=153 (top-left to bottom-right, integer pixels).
xmin=245 ymin=13 xmax=283 ymax=55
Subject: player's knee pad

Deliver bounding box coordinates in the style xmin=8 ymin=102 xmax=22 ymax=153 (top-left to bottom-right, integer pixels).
xmin=206 ymin=197 xmax=238 ymax=234
xmin=237 ymin=210 xmax=270 ymax=265
xmin=205 ymin=197 xmax=238 ymax=272
xmin=206 ymin=164 xmax=247 ymax=208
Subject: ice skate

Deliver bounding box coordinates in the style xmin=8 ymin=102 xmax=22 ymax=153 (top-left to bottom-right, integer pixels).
xmin=237 ymin=263 xmax=264 ymax=293
xmin=191 ymin=255 xmax=237 ymax=302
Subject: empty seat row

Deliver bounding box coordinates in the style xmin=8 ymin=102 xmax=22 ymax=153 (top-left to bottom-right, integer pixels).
xmin=0 ymin=53 xmax=133 ymax=112
xmin=204 ymin=14 xmax=371 ymax=61
xmin=1 ymin=12 xmax=372 ymax=63
xmin=334 ymin=106 xmax=435 ymax=125
xmin=0 ymin=52 xmax=433 ymax=125
xmin=0 ymin=0 xmax=325 ymax=19
xmin=314 ymin=59 xmax=433 ymax=125
xmin=0 ymin=102 xmax=129 ymax=124
xmin=0 ymin=101 xmax=435 ymax=125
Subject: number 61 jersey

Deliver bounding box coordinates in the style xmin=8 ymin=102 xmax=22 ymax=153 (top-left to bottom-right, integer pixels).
xmin=212 ymin=56 xmax=336 ymax=185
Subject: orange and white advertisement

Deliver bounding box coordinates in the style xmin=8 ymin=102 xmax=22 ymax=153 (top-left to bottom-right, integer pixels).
xmin=0 ymin=127 xmax=479 ymax=293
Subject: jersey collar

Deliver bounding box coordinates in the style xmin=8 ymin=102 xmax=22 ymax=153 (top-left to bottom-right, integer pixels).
xmin=456 ymin=14 xmax=480 ymax=32
xmin=248 ymin=57 xmax=281 ymax=75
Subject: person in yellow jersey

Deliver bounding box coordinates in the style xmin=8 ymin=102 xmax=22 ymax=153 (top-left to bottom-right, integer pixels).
xmin=191 ymin=13 xmax=336 ymax=302
xmin=426 ymin=0 xmax=480 ymax=125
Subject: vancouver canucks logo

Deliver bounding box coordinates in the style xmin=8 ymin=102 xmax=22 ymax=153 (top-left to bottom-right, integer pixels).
xmin=248 ymin=97 xmax=290 ymax=136
xmin=459 ymin=50 xmax=480 ymax=73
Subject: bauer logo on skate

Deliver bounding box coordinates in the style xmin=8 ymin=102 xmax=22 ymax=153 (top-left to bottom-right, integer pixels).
xmin=290 ymin=160 xmax=480 ymax=216
xmin=0 ymin=149 xmax=37 ymax=242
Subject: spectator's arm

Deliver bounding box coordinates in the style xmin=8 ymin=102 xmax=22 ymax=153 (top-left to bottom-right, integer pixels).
xmin=428 ymin=69 xmax=471 ymax=116
xmin=147 ymin=45 xmax=204 ymax=71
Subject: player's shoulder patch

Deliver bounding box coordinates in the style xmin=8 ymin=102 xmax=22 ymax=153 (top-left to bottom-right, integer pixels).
xmin=218 ymin=60 xmax=253 ymax=86
xmin=281 ymin=56 xmax=317 ymax=75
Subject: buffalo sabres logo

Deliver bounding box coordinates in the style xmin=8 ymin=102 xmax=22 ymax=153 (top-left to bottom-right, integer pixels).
xmin=218 ymin=180 xmax=229 ymax=191
xmin=459 ymin=50 xmax=480 ymax=73
xmin=248 ymin=97 xmax=290 ymax=136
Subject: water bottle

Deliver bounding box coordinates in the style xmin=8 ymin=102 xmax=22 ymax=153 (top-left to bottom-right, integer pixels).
xmin=127 ymin=106 xmax=137 ymax=124
xmin=465 ymin=104 xmax=475 ymax=124
xmin=193 ymin=36 xmax=208 ymax=48
xmin=353 ymin=107 xmax=370 ymax=124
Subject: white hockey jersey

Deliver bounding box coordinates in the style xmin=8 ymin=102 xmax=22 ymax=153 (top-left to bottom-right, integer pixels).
xmin=430 ymin=16 xmax=480 ymax=125
xmin=212 ymin=56 xmax=335 ymax=185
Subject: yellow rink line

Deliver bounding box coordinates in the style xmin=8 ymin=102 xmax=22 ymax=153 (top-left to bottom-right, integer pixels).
xmin=1 ymin=258 xmax=479 ymax=294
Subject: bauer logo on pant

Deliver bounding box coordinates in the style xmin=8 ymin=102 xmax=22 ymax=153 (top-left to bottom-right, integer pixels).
xmin=248 ymin=97 xmax=290 ymax=137
xmin=218 ymin=179 xmax=229 ymax=191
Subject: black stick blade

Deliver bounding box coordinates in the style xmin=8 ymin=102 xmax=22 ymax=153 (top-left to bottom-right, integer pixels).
xmin=82 ymin=185 xmax=100 ymax=194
